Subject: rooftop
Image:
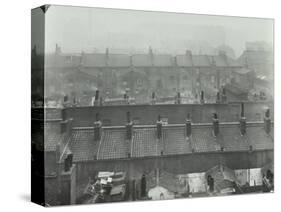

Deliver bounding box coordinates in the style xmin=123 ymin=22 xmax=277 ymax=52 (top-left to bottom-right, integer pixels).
xmin=40 ymin=50 xmax=243 ymax=69
xmin=65 ymin=122 xmax=273 ymax=162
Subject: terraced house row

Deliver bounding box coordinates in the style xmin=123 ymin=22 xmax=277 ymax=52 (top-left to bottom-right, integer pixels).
xmin=39 ymin=103 xmax=273 ymax=205
xmin=31 ymin=44 xmax=273 ymax=105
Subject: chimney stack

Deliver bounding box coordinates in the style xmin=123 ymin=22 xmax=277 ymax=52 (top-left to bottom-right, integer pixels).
xmin=126 ymin=111 xmax=133 ymax=140
xmin=221 ymin=87 xmax=227 ymax=103
xmin=124 ymin=92 xmax=129 ymax=104
xmin=60 ymin=118 xmax=73 ymax=134
xmin=60 ymin=120 xmax=67 ymax=134
xmin=94 ymin=113 xmax=102 ymax=141
xmin=264 ymin=108 xmax=271 ymax=134
xmin=213 ymin=113 xmax=219 ymax=137
xmin=176 ymin=92 xmax=181 ymax=104
xmin=200 ymin=91 xmax=205 ymax=104
xmin=94 ymin=90 xmax=100 ymax=106
xmin=186 ymin=113 xmax=192 ymax=138
xmin=216 ymin=92 xmax=220 ymax=103
xmin=63 ymin=95 xmax=68 ymax=104
xmin=55 ymin=43 xmax=61 ymax=55
xmin=156 ymin=115 xmax=162 ymax=139
xmin=240 ymin=103 xmax=246 ymax=135
xmin=151 ymin=92 xmax=156 ymax=105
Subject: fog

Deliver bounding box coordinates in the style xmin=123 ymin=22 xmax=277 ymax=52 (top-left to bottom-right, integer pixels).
xmin=33 ymin=5 xmax=274 ymax=57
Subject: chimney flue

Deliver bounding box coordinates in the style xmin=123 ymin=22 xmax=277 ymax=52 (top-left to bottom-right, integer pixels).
xmin=124 ymin=92 xmax=129 ymax=104
xmin=264 ymin=108 xmax=271 ymax=134
xmin=213 ymin=113 xmax=219 ymax=136
xmin=221 ymin=87 xmax=227 ymax=103
xmin=186 ymin=113 xmax=191 ymax=138
xmin=216 ymin=92 xmax=220 ymax=103
xmin=157 ymin=115 xmax=162 ymax=139
xmin=176 ymin=92 xmax=181 ymax=104
xmin=151 ymin=92 xmax=156 ymax=105
xmin=94 ymin=90 xmax=100 ymax=106
xmin=200 ymin=91 xmax=205 ymax=104
xmin=240 ymin=103 xmax=246 ymax=135
xmin=126 ymin=112 xmax=133 ymax=140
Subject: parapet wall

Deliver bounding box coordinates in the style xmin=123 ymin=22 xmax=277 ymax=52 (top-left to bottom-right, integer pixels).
xmin=46 ymin=101 xmax=273 ymax=127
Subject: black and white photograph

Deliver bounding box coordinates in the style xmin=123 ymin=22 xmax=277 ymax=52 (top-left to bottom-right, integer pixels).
xmin=31 ymin=3 xmax=274 ymax=207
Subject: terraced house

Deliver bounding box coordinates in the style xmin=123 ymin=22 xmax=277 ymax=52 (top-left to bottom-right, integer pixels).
xmin=38 ymin=45 xmax=261 ymax=105
xmin=40 ymin=102 xmax=273 ymax=205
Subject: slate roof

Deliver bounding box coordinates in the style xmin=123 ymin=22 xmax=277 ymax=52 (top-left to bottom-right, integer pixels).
xmin=175 ymin=55 xmax=193 ymax=67
xmin=68 ymin=122 xmax=273 ymax=162
xmin=132 ymin=54 xmax=152 ymax=67
xmin=153 ymin=55 xmax=174 ymax=67
xmin=44 ymin=121 xmax=70 ymax=152
xmin=70 ymin=128 xmax=99 ymax=161
xmin=42 ymin=52 xmax=242 ymax=68
xmin=45 ymin=54 xmax=81 ymax=68
xmin=81 ymin=53 xmax=107 ymax=67
xmin=192 ymin=55 xmax=211 ymax=67
xmin=107 ymin=54 xmax=130 ymax=67
xmin=132 ymin=128 xmax=159 ymax=157
xmin=98 ymin=128 xmax=128 ymax=160
xmin=208 ymin=55 xmax=228 ymax=67
xmin=162 ymin=127 xmax=193 ymax=155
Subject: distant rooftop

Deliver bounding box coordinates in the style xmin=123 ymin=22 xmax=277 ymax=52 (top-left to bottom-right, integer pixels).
xmin=40 ymin=48 xmax=243 ymax=68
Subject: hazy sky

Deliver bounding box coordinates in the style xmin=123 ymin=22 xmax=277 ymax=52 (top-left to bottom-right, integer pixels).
xmin=33 ymin=5 xmax=274 ymax=57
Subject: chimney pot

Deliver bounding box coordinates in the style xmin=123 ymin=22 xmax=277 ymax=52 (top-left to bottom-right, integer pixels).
xmin=157 ymin=115 xmax=162 ymax=139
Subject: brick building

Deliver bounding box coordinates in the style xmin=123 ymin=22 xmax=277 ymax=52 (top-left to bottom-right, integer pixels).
xmin=39 ymin=45 xmax=250 ymax=105
xmin=42 ymin=103 xmax=273 ymax=205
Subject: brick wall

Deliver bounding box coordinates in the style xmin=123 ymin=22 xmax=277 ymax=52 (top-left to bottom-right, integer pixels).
xmin=74 ymin=150 xmax=273 ymax=183
xmin=54 ymin=101 xmax=273 ymax=127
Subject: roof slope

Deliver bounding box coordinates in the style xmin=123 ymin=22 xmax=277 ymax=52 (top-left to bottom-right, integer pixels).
xmin=68 ymin=122 xmax=273 ymax=161
xmin=70 ymin=129 xmax=99 ymax=161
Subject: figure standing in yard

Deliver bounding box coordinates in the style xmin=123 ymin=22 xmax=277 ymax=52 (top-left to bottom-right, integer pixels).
xmin=141 ymin=174 xmax=147 ymax=198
